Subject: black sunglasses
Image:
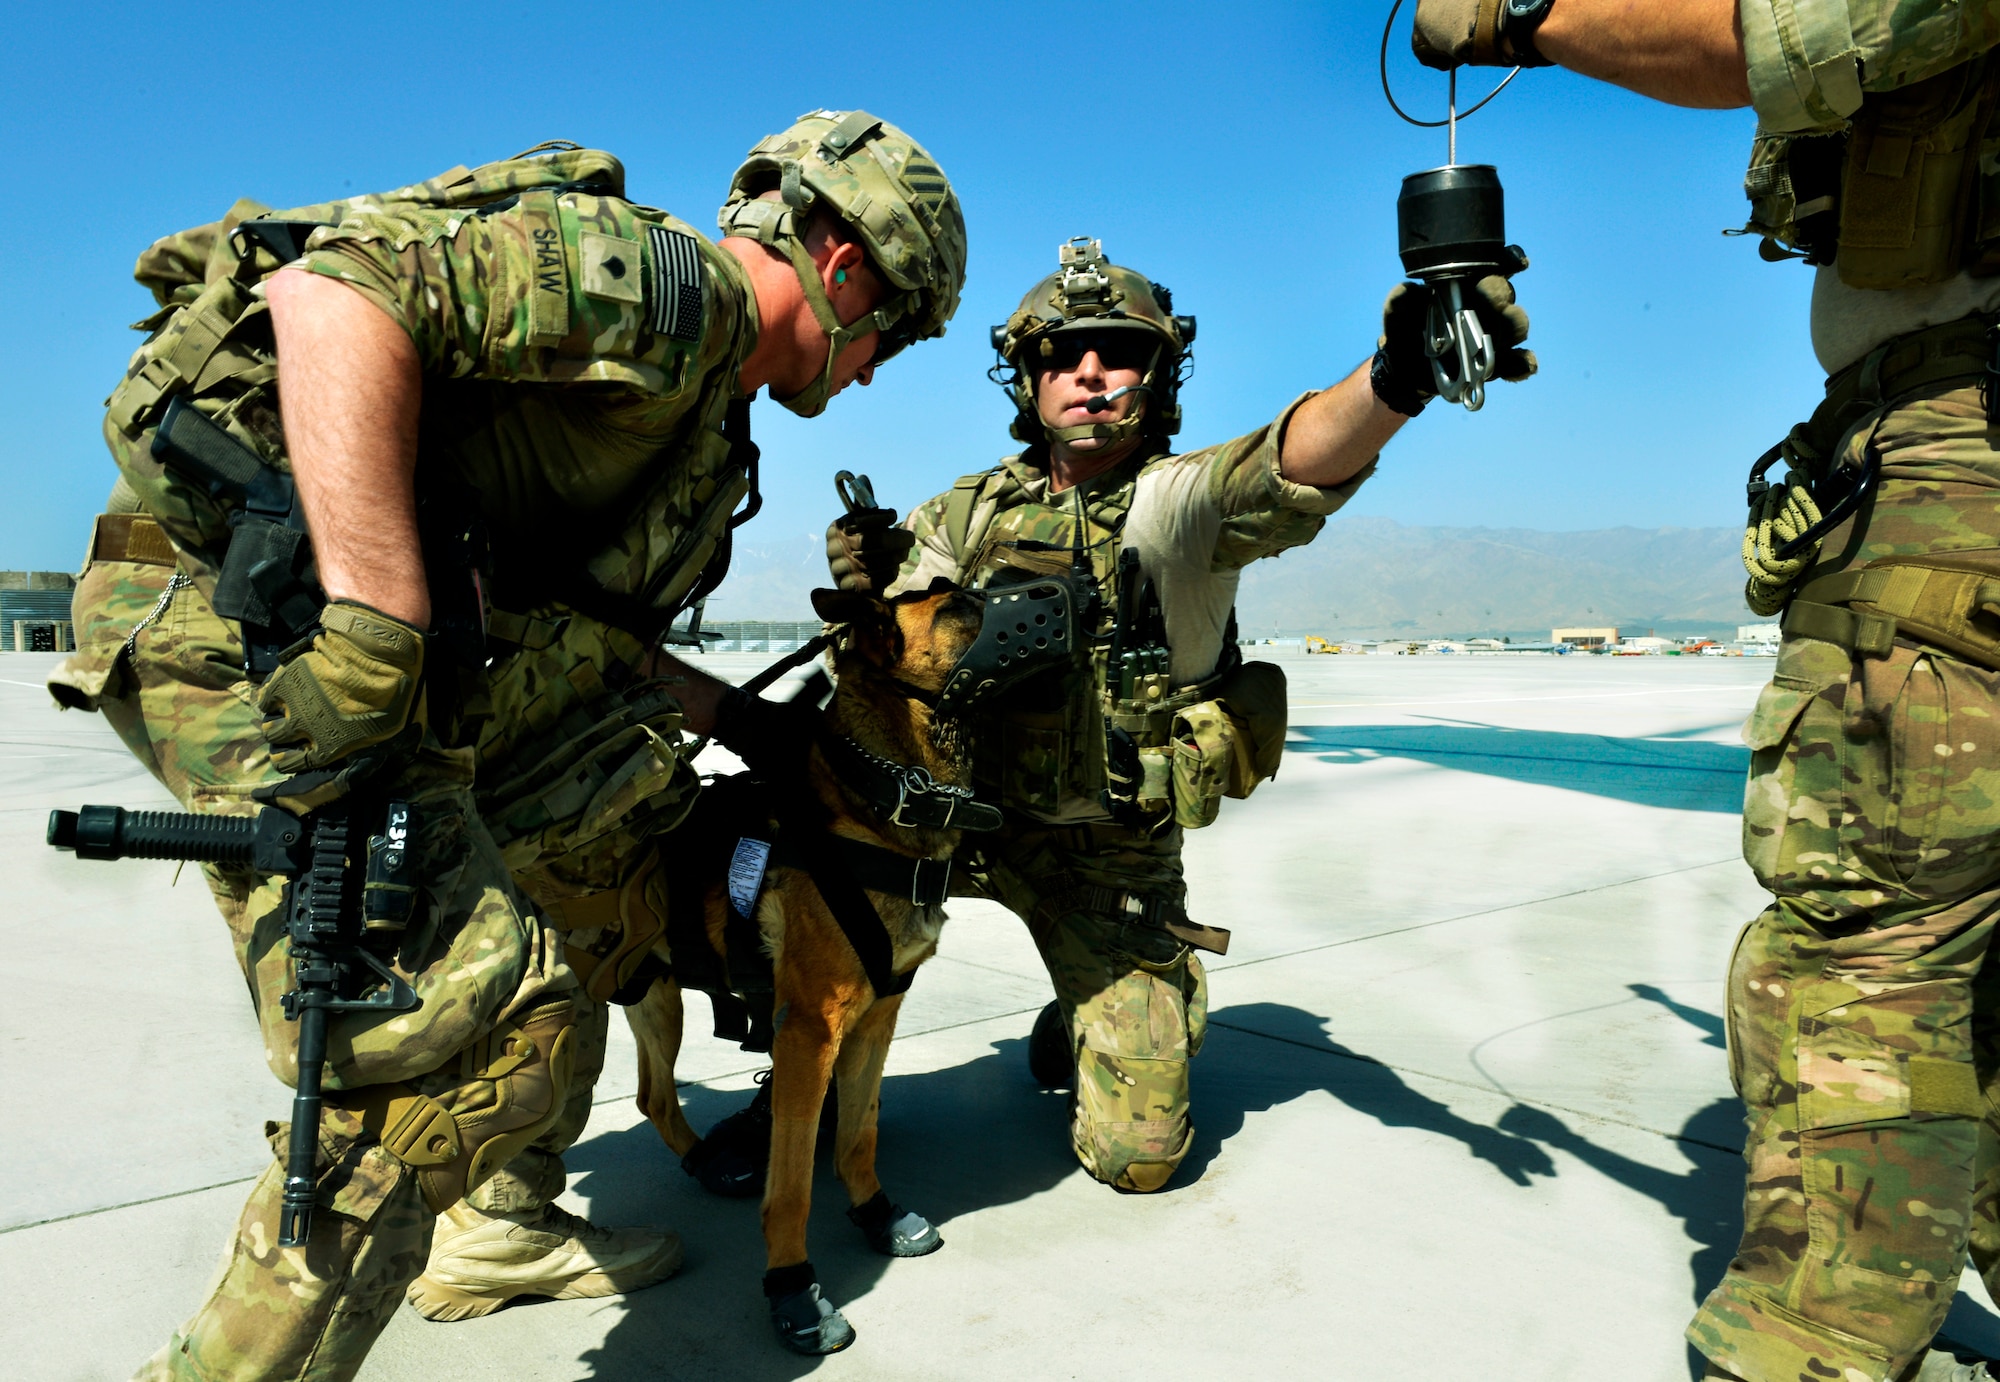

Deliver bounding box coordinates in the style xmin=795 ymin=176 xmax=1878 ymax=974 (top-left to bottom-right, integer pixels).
xmin=1037 ymin=329 xmax=1157 ymax=375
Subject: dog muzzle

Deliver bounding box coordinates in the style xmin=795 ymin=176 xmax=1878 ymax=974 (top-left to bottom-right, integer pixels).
xmin=933 ymin=574 xmax=1088 ymax=716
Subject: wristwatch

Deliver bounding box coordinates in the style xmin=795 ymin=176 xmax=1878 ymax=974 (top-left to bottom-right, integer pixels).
xmin=1500 ymin=0 xmax=1556 ymax=68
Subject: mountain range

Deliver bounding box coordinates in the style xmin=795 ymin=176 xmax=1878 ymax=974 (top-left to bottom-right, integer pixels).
xmin=700 ymin=517 xmax=1755 ymax=641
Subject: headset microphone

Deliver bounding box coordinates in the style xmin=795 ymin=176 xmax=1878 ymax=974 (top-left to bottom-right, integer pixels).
xmin=1083 ymin=384 xmax=1150 ymax=414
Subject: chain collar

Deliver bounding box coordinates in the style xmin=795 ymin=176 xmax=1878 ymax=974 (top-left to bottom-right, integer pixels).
xmin=816 ymin=731 xmax=1001 ymax=832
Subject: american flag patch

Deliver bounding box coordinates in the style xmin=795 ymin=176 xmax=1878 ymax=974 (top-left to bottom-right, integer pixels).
xmin=647 ymin=225 xmax=704 ymax=344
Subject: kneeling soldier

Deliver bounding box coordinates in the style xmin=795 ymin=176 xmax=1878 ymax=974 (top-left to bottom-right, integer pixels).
xmin=829 ymin=236 xmax=1532 ymax=1189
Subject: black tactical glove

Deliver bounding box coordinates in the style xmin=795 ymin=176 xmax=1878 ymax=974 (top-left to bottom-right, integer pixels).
xmin=256 ymin=600 xmax=426 ymax=774
xmin=1411 ymin=0 xmax=1556 ymax=70
xmin=825 ymin=507 xmax=916 ymax=595
xmin=711 ymin=684 xmax=821 ymax=777
xmin=1371 ymin=273 xmax=1536 ymax=417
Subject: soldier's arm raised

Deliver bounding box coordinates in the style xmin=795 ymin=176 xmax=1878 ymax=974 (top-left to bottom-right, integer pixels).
xmin=1414 ymin=0 xmax=1748 ymax=109
xmin=1276 ymin=362 xmax=1408 ymax=489
xmin=1535 ymin=0 xmax=1749 ymax=108
xmin=266 ymin=270 xmax=430 ymax=629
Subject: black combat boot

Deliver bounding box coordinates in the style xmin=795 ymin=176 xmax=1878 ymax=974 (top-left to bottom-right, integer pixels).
xmin=679 ymin=1070 xmax=840 ymax=1198
xmin=1027 ymin=1000 xmax=1074 ymax=1088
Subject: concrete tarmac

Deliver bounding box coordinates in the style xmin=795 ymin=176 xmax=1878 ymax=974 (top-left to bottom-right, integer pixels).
xmin=7 ymin=648 xmax=1999 ymax=1381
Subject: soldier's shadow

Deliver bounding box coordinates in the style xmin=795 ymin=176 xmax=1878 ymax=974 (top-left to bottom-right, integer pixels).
xmin=1175 ymin=1000 xmax=1561 ymax=1189
xmin=563 ymin=1035 xmax=1077 ymax=1380
xmin=1498 ymin=984 xmax=2000 ymax=1375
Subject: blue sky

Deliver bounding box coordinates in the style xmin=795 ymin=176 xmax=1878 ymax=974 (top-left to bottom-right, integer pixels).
xmin=0 ymin=1 xmax=1812 ymax=573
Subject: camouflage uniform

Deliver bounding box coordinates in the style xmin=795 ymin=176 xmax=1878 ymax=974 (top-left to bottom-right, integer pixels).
xmin=1683 ymin=7 xmax=2000 ymax=1380
xmin=56 ymin=149 xmax=763 ymax=1380
xmin=892 ymin=397 xmax=1368 ymax=1190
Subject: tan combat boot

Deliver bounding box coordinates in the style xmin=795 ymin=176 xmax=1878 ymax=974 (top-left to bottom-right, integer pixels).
xmin=407 ymin=1201 xmax=683 ymax=1322
xmin=1917 ymin=1348 xmax=1996 ymax=1381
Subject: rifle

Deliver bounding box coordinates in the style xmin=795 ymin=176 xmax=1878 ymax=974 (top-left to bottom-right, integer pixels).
xmin=47 ymin=797 xmax=419 ymax=1246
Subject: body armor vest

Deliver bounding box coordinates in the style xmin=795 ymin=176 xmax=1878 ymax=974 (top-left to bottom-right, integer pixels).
xmin=103 ymin=147 xmax=756 ymax=752
xmin=1742 ymin=51 xmax=2000 ymax=289
xmin=942 ymin=459 xmax=1270 ymax=828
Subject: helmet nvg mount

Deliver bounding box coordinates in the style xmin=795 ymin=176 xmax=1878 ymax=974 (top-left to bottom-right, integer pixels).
xmin=719 ymin=109 xmax=968 ymax=417
xmin=990 ymin=237 xmax=1196 ymax=447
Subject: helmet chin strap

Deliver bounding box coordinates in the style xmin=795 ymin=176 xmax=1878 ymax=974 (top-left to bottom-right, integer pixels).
xmin=772 ymin=237 xmax=910 ymax=419
xmin=1047 ymin=394 xmax=1151 ymax=447
xmin=1038 ymin=340 xmax=1165 ymax=447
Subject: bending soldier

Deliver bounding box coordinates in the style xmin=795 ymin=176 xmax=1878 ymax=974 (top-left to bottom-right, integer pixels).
xmin=1414 ymin=2 xmax=2000 ymax=1379
xmin=52 ymin=111 xmax=963 ymax=1380
xmin=829 ymin=236 xmax=1533 ymax=1190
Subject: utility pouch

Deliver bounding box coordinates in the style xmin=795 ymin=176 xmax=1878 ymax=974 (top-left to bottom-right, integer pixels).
xmin=1210 ymin=658 xmax=1288 ymax=798
xmin=1168 ymin=701 xmax=1236 ymax=830
xmin=476 ymin=684 xmax=697 ymax=872
xmin=1738 ymin=129 xmax=1846 ymax=264
xmin=1837 ymin=60 xmax=1992 ymax=289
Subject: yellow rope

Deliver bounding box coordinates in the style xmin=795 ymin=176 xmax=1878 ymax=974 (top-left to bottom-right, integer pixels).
xmin=1742 ymin=468 xmax=1823 ymax=616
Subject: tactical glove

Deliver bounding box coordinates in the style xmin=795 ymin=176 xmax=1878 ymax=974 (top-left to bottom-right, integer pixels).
xmin=252 ymin=724 xmax=425 ymax=816
xmin=256 ymin=600 xmax=426 ymax=774
xmin=826 ymin=507 xmax=916 ymax=595
xmin=1372 ymin=274 xmax=1536 ymax=416
xmin=1411 ymin=0 xmax=1555 ymax=70
xmin=711 ymin=684 xmax=820 ymax=777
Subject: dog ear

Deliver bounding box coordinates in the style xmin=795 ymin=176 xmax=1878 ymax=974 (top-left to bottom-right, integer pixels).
xmin=811 ymin=587 xmax=886 ymax=626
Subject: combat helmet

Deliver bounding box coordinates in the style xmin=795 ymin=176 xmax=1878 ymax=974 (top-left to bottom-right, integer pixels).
xmin=991 ymin=237 xmax=1196 ymax=447
xmin=719 ymin=109 xmax=967 ymax=417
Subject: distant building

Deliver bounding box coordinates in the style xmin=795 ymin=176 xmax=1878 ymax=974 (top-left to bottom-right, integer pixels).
xmin=0 ymin=572 xmax=76 ymax=652
xmin=1738 ymin=623 xmax=1781 ymax=645
xmin=1553 ymin=626 xmax=1619 ymax=649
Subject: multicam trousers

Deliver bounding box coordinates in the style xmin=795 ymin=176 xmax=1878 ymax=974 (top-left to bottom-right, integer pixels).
xmin=1690 ymin=385 xmax=2000 ymax=1382
xmin=56 ymin=551 xmax=573 ymax=1382
xmin=959 ymin=819 xmax=1208 ymax=1192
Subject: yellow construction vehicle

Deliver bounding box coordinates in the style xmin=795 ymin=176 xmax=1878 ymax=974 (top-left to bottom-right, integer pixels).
xmin=1306 ymin=636 xmax=1339 ymax=654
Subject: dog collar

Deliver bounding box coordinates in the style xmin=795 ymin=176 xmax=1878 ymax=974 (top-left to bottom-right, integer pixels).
xmin=816 ymin=732 xmax=1002 ymax=832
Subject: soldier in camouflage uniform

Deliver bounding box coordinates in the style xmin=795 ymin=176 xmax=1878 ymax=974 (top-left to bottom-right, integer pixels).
xmin=52 ymin=112 xmax=964 ymax=1380
xmin=824 ymin=237 xmax=1532 ymax=1191
xmin=1415 ymin=3 xmax=2000 ymax=1379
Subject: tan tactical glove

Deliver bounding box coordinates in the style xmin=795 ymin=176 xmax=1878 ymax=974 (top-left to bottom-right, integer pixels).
xmin=1372 ymin=273 xmax=1536 ymax=416
xmin=256 ymin=600 xmax=426 ymax=774
xmin=826 ymin=507 xmax=916 ymax=595
xmin=1411 ymin=0 xmax=1554 ymax=70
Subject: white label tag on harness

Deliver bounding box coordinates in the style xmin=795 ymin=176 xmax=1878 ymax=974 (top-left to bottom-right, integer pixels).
xmin=727 ymin=837 xmax=773 ymax=919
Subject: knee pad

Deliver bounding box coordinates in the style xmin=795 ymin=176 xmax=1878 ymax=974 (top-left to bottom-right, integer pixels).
xmin=337 ymin=995 xmax=578 ymax=1213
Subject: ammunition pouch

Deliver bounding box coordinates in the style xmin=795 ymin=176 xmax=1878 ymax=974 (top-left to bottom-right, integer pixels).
xmin=331 ymin=994 xmax=577 ymax=1213
xmin=1785 ymin=552 xmax=2000 ymax=670
xmin=1101 ymin=655 xmax=1288 ymax=832
xmin=212 ymin=515 xmax=317 ymax=633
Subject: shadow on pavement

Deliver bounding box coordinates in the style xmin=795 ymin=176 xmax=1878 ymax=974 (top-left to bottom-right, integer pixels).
xmin=1496 ymin=1099 xmax=1742 ymax=1378
xmin=1287 ymin=723 xmax=1749 ymax=813
xmin=1183 ymin=1002 xmax=1558 ymax=1188
xmin=564 ymin=1036 xmax=1075 ymax=1380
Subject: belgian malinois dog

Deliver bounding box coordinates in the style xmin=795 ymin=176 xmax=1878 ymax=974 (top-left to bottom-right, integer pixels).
xmin=625 ymin=582 xmax=986 ymax=1355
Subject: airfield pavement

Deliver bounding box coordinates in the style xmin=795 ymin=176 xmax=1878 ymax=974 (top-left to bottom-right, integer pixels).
xmin=7 ymin=647 xmax=2000 ymax=1381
